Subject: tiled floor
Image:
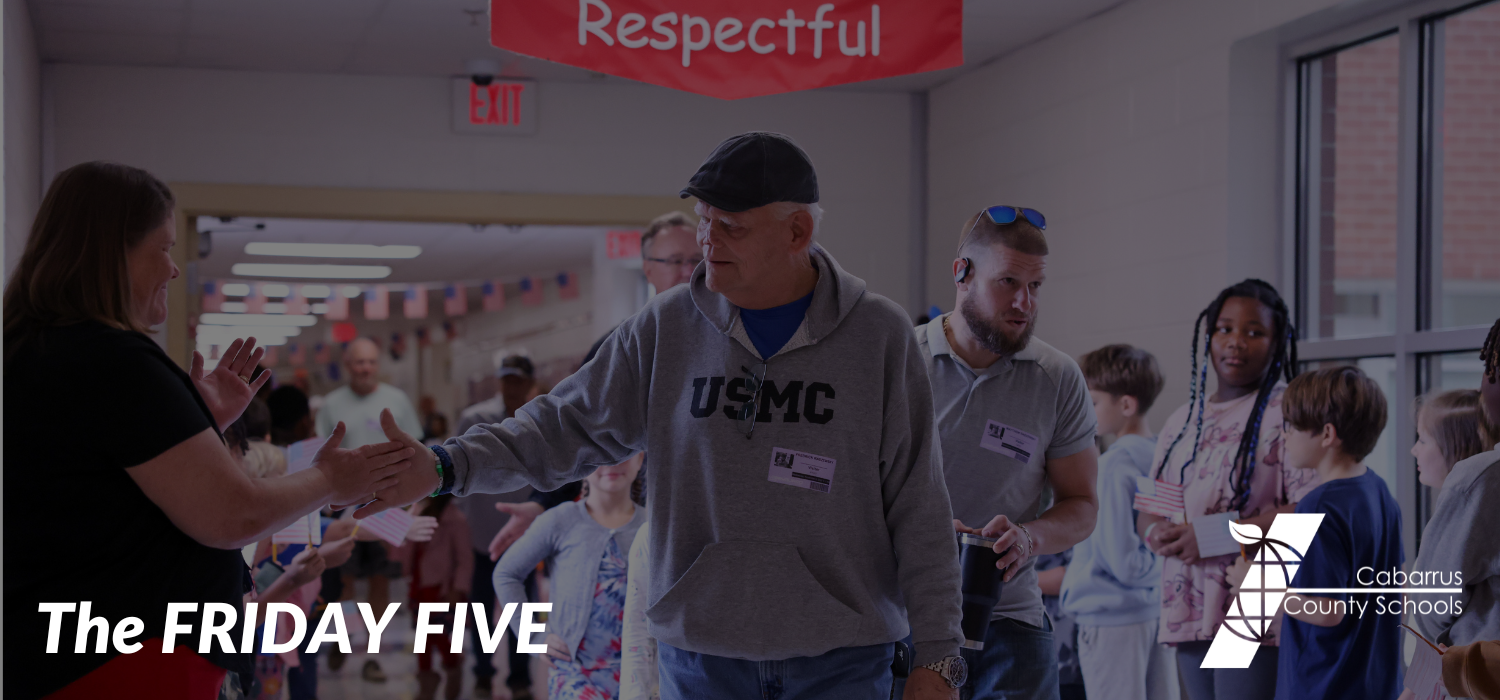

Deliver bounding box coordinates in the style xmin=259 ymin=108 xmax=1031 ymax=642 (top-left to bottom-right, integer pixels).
xmin=311 ymin=581 xmax=550 ymax=700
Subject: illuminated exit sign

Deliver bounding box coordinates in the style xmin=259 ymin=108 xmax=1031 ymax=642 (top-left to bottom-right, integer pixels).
xmin=452 ymin=78 xmax=537 ymax=135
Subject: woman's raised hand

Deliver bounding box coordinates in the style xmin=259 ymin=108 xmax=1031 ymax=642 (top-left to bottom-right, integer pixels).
xmin=312 ymin=422 xmax=415 ymax=507
xmin=190 ymin=337 xmax=272 ymax=431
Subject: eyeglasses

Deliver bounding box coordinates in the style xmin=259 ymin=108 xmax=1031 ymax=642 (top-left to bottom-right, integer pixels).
xmin=958 ymin=205 xmax=1047 ymax=250
xmin=734 ymin=363 xmax=769 ymax=439
xmin=644 ymin=256 xmax=704 ymax=269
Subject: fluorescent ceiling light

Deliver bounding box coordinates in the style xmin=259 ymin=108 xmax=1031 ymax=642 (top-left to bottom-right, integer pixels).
xmin=301 ymin=285 xmax=331 ymax=298
xmin=340 ymin=285 xmax=363 ymax=298
xmin=197 ymin=326 xmax=302 ymax=344
xmin=220 ymin=302 xmax=248 ymax=313
xmin=261 ymin=284 xmax=291 ymax=298
xmin=311 ymin=303 xmax=329 ymax=314
xmin=244 ymin=242 xmax=422 ymax=259
xmin=222 ymin=283 xmax=251 ymax=297
xmin=200 ymin=313 xmax=317 ymax=327
xmin=198 ymin=336 xmax=289 ymax=348
xmin=231 ymin=263 xmax=392 ymax=279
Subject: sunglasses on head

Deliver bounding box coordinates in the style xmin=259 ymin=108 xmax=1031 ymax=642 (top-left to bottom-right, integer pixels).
xmin=955 ymin=206 xmax=1047 ymax=283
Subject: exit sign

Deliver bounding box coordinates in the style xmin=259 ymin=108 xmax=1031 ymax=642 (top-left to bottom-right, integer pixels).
xmin=606 ymin=230 xmax=641 ymax=260
xmin=452 ymin=78 xmax=537 ymax=135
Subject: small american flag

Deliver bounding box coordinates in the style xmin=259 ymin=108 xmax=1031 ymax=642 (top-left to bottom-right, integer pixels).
xmin=314 ymin=342 xmax=330 ymax=365
xmin=272 ymin=511 xmax=322 ymax=545
xmin=403 ymin=286 xmax=428 ymax=319
xmin=325 ymin=292 xmax=349 ymax=321
xmin=288 ymin=342 xmax=306 ymax=366
xmin=557 ymin=271 xmax=579 ymax=300
xmin=364 ymin=286 xmax=390 ymax=320
xmin=262 ymin=346 xmax=279 ymax=366
xmin=442 ymin=320 xmax=458 ymax=342
xmin=360 ymin=508 xmax=415 ymax=546
xmin=482 ymin=281 xmax=505 ymax=312
xmin=283 ymin=292 xmax=308 ymax=316
xmin=202 ymin=281 xmax=224 ymax=312
xmin=519 ymin=276 xmax=544 ymax=306
xmin=245 ymin=284 xmax=266 ymax=314
xmin=444 ymin=284 xmax=467 ymax=316
xmin=1133 ymin=477 xmax=1185 ymax=518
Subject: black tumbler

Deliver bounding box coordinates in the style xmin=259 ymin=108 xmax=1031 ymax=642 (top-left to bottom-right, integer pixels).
xmin=959 ymin=533 xmax=1004 ymax=650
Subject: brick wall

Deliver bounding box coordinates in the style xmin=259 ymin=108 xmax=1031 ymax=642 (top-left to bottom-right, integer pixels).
xmin=1328 ymin=3 xmax=1500 ymax=286
xmin=1330 ymin=35 xmax=1399 ymax=283
xmin=1439 ymin=3 xmax=1500 ymax=284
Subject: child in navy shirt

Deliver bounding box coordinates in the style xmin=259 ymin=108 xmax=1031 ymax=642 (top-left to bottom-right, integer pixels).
xmin=1258 ymin=366 xmax=1404 ymax=700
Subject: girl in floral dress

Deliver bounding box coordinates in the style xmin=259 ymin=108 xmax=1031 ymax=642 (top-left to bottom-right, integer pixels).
xmin=1137 ymin=280 xmax=1317 ymax=700
xmin=496 ymin=454 xmax=646 ymax=700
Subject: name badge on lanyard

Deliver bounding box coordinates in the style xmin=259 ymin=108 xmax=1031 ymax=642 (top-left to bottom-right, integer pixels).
xmin=980 ymin=419 xmax=1039 ymax=464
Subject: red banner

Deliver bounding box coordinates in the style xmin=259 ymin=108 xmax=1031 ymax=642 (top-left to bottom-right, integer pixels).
xmin=490 ymin=0 xmax=963 ymax=99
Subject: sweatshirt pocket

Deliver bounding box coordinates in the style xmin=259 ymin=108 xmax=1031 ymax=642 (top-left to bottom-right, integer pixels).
xmin=646 ymin=541 xmax=860 ymax=661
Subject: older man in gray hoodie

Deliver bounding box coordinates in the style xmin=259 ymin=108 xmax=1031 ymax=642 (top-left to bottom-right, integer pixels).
xmin=358 ymin=132 xmax=966 ymax=699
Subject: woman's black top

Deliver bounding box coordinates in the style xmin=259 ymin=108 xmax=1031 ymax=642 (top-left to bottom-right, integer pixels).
xmin=4 ymin=321 xmax=251 ymax=698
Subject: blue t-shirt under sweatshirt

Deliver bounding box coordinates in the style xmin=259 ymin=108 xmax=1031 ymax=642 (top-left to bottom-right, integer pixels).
xmin=1276 ymin=469 xmax=1404 ymax=700
xmin=739 ymin=291 xmax=814 ymax=359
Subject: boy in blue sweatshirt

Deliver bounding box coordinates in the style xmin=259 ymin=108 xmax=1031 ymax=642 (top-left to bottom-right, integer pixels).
xmin=1060 ymin=345 xmax=1179 ymax=700
xmin=1264 ymin=366 xmax=1403 ymax=700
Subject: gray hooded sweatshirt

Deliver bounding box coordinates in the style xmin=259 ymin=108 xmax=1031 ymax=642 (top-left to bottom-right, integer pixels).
xmin=443 ymin=245 xmax=964 ymax=666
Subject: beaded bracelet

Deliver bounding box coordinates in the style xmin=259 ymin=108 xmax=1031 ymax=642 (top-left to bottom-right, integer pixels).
xmin=428 ymin=445 xmax=451 ymax=498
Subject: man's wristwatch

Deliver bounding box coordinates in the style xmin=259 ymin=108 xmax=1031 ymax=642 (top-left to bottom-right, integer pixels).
xmin=920 ymin=655 xmax=967 ymax=689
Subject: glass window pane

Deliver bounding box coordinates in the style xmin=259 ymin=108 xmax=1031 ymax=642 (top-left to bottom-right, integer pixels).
xmin=1431 ymin=2 xmax=1500 ymax=329
xmin=1300 ymin=34 xmax=1401 ymax=339
xmin=1302 ymin=357 xmax=1398 ymax=493
xmin=1427 ymin=349 xmax=1487 ymax=393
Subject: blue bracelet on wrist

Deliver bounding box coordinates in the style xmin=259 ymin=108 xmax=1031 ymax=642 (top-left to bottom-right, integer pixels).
xmin=428 ymin=444 xmax=455 ymax=496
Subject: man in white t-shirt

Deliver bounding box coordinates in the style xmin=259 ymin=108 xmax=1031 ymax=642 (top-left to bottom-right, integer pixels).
xmin=315 ymin=336 xmax=423 ymax=683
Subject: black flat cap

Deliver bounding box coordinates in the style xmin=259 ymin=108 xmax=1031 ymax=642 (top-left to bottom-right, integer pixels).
xmin=680 ymin=132 xmax=819 ymax=213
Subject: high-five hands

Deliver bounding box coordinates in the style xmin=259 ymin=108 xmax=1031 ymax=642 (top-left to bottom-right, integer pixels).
xmin=190 ymin=337 xmax=272 ymax=431
xmin=341 ymin=409 xmax=440 ymax=518
xmin=312 ymin=421 xmax=415 ymax=507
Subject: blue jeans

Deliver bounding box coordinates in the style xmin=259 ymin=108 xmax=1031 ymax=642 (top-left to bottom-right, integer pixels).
xmin=1175 ymin=640 xmax=1278 ymax=700
xmin=659 ymin=641 xmax=894 ymax=700
xmin=965 ymin=617 xmax=1059 ymax=700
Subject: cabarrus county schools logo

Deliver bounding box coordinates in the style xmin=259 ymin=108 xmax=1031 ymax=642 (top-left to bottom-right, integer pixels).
xmin=1201 ymin=513 xmax=1325 ymax=668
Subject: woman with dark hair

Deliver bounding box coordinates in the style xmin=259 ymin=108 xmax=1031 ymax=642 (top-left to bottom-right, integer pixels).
xmin=3 ymin=162 xmax=417 ymax=700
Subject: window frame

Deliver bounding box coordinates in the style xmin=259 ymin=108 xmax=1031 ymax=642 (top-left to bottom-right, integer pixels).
xmin=1282 ymin=0 xmax=1497 ymax=558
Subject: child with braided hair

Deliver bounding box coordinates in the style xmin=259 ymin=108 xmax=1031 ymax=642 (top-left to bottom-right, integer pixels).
xmin=1412 ymin=317 xmax=1500 ymax=648
xmin=1136 ymin=279 xmax=1318 ymax=700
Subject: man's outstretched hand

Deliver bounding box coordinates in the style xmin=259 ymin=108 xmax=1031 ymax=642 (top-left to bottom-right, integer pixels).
xmin=344 ymin=408 xmax=440 ymax=518
xmin=312 ymin=422 xmax=414 ymax=507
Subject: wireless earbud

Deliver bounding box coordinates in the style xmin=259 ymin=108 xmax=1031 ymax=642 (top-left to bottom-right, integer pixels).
xmin=955 ymin=258 xmax=972 ymax=284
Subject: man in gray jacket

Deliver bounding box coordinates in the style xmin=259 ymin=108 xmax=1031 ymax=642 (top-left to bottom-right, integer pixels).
xmin=358 ymin=132 xmax=966 ymax=699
